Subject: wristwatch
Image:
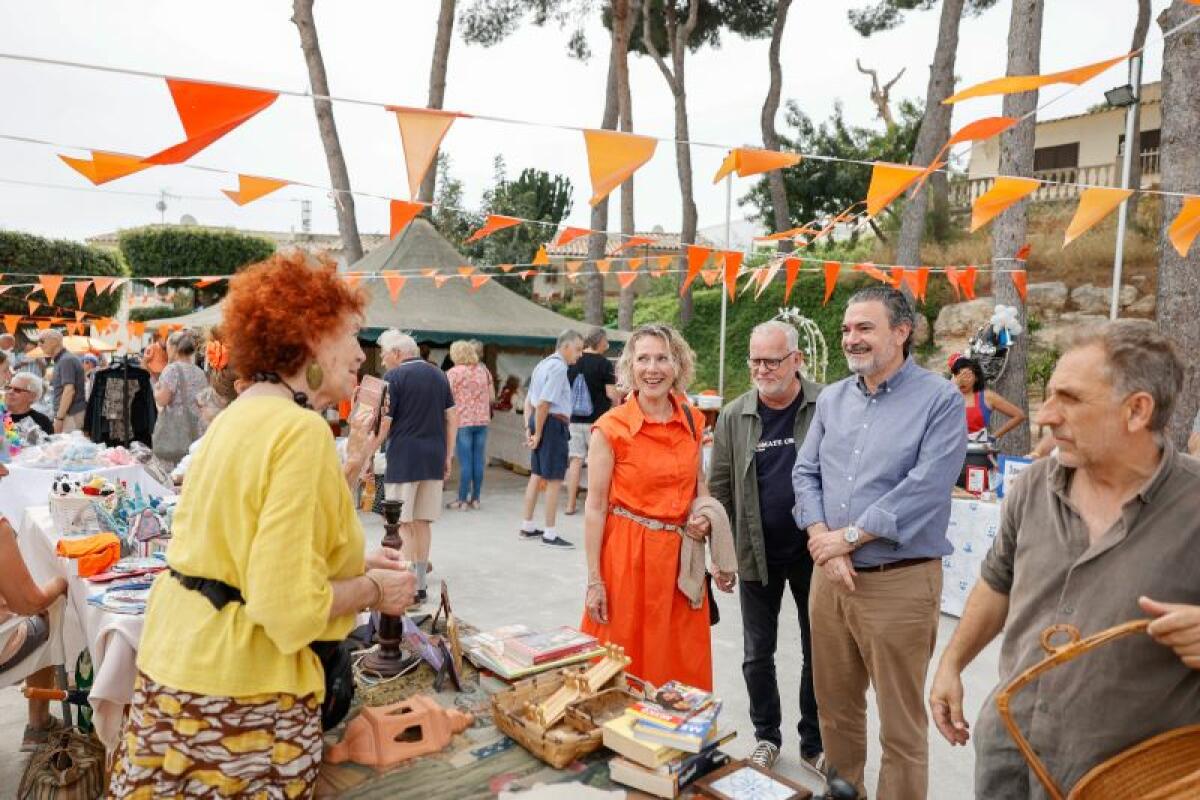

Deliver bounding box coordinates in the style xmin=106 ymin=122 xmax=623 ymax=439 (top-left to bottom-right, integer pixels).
xmin=843 ymin=525 xmax=862 ymax=548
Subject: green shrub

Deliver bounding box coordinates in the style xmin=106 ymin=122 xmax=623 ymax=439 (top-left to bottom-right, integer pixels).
xmin=0 ymin=230 xmax=126 ymax=318
xmin=129 ymin=306 xmax=185 ymax=323
xmin=118 ymin=226 xmax=274 ymax=279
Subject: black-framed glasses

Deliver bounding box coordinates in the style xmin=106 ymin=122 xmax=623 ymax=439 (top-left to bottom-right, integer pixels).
xmin=4 ymin=385 xmax=30 ymax=394
xmin=747 ymin=352 xmax=796 ymax=372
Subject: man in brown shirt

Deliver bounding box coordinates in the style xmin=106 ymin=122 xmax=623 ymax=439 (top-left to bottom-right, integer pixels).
xmin=929 ymin=320 xmax=1200 ymax=798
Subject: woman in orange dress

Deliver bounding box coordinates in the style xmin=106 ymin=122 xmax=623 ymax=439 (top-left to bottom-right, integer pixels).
xmin=580 ymin=324 xmax=735 ymax=691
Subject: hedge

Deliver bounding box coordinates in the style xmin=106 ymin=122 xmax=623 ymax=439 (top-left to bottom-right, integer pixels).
xmin=0 ymin=230 xmax=126 ymax=318
xmin=118 ymin=226 xmax=275 ymax=279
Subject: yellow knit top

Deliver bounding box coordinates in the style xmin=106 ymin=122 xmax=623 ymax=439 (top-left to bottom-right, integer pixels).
xmin=137 ymin=396 xmax=364 ymax=700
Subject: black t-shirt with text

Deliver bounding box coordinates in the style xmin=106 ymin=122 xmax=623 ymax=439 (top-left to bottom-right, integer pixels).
xmin=568 ymin=352 xmax=616 ymax=424
xmin=755 ymin=391 xmax=808 ymax=566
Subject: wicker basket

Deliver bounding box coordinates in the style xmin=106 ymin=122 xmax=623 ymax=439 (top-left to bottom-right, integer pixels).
xmin=492 ymin=667 xmax=628 ymax=768
xmin=998 ymin=620 xmax=1200 ymax=799
xmin=49 ymin=495 xmax=102 ymax=536
xmin=563 ymin=687 xmax=640 ymax=734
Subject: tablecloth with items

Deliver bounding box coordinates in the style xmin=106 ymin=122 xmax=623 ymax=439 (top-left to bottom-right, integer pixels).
xmin=940 ymin=497 xmax=1002 ymax=617
xmin=0 ymin=463 xmax=170 ymax=526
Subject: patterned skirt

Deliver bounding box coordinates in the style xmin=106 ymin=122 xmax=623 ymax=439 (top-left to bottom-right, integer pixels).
xmin=108 ymin=672 xmax=322 ymax=799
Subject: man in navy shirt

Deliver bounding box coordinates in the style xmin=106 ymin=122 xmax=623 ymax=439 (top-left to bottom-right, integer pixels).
xmin=380 ymin=330 xmax=458 ymax=605
xmin=710 ymin=320 xmax=824 ymax=773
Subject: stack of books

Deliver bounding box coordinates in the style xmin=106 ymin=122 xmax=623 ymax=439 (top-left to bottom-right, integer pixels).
xmin=461 ymin=624 xmax=604 ymax=680
xmin=602 ymin=681 xmax=734 ymax=798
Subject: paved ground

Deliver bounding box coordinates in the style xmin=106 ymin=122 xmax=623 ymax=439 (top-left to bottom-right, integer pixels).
xmin=0 ymin=465 xmax=1000 ymax=798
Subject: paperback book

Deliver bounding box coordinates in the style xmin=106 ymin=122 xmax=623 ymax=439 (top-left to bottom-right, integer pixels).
xmin=632 ymin=701 xmax=724 ymax=753
xmin=627 ymin=680 xmax=716 ymax=729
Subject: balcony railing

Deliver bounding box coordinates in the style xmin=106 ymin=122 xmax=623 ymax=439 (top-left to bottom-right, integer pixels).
xmin=951 ymin=151 xmax=1161 ymax=212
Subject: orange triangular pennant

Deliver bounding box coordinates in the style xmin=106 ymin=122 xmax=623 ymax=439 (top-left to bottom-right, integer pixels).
xmin=595 ymin=259 xmax=612 ymax=274
xmin=382 ymin=271 xmax=407 ymax=302
xmin=1015 ymin=243 xmax=1032 ymax=261
xmin=916 ymin=267 xmax=931 ymax=302
xmin=27 ymin=300 xmax=40 ymax=316
xmin=222 ymin=174 xmax=289 ymax=205
xmin=554 ymin=227 xmax=592 ymax=247
xmin=467 ymin=214 xmax=521 ymax=243
xmin=1064 ymin=187 xmax=1133 ymax=246
xmin=971 ymin=176 xmax=1041 ymax=232
xmin=823 ymin=261 xmax=840 ymax=305
xmin=617 ymin=272 xmax=639 ymax=290
xmin=890 ymin=267 xmax=906 ymax=290
xmin=148 ymin=278 xmax=169 ymax=287
xmin=110 ymin=278 xmax=128 ymax=293
xmin=35 ymin=320 xmax=51 ymax=331
xmin=457 ymin=266 xmax=476 ymax=277
xmin=627 ymin=257 xmax=644 ymax=272
xmin=128 ymin=321 xmax=146 ymax=338
xmin=389 ymin=200 xmax=426 ymax=238
xmin=59 ymin=151 xmax=155 ymax=185
xmin=92 ymin=276 xmax=116 ymax=295
xmin=565 ymin=260 xmax=584 ymax=274
xmin=960 ymin=266 xmax=978 ymax=300
xmin=95 ymin=317 xmax=113 ymax=335
xmin=388 ymin=106 xmax=466 ymax=200
xmin=144 ymin=79 xmax=279 ymax=165
xmin=342 ymin=273 xmax=364 ymax=290
xmin=682 ymin=245 xmax=712 ymax=294
xmin=713 ymin=147 xmax=801 ymax=183
xmin=1168 ymin=196 xmax=1200 ymax=257
xmin=613 ymin=236 xmax=654 ymax=253
xmin=532 ymin=245 xmax=550 ymax=266
xmin=3 ymin=315 xmax=19 ymax=335
xmin=723 ymin=251 xmax=744 ymax=301
xmin=469 ymin=275 xmax=491 ymax=292
xmin=866 ymin=163 xmax=927 ymax=217
xmin=854 ymin=263 xmax=891 ymax=284
xmin=38 ymin=275 xmax=64 ymax=305
xmin=945 ymin=53 xmax=1132 ymax=104
xmin=944 ymin=267 xmax=962 ymax=301
xmin=583 ymin=129 xmax=658 ymax=206
xmin=700 ymin=268 xmax=720 ymax=287
xmin=73 ymin=281 xmax=92 ymax=307
xmin=497 ymin=263 xmax=515 ymax=273
xmin=1012 ymin=270 xmax=1028 ymax=303
xmin=782 ymin=258 xmax=803 ymax=301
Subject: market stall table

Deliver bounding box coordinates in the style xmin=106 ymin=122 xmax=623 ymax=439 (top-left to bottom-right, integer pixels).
xmin=940 ymin=496 xmax=1002 ymax=617
xmin=16 ymin=506 xmax=144 ymax=750
xmin=0 ymin=463 xmax=172 ymax=528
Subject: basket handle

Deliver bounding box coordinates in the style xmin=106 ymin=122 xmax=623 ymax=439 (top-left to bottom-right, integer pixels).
xmin=995 ymin=619 xmax=1150 ymax=800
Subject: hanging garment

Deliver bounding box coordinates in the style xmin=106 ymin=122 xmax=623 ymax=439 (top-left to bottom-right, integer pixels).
xmin=84 ymin=361 xmax=157 ymax=447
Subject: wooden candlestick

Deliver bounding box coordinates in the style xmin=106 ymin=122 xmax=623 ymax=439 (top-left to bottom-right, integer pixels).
xmin=362 ymin=499 xmax=413 ymax=677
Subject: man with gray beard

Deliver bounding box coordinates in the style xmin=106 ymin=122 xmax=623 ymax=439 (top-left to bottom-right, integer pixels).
xmin=793 ymin=286 xmax=965 ymax=799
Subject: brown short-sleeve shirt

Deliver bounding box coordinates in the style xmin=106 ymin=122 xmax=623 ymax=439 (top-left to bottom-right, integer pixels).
xmin=975 ymin=445 xmax=1200 ymax=796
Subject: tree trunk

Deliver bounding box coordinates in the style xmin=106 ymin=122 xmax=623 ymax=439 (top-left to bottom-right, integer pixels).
xmin=896 ymin=0 xmax=965 ymax=267
xmin=988 ymin=0 xmax=1044 ymax=456
xmin=585 ymin=15 xmax=622 ymax=326
xmin=616 ymin=0 xmax=638 ymax=332
xmin=1125 ymin=0 xmax=1152 ymax=224
xmin=1156 ymin=0 xmax=1200 ymax=446
xmin=418 ymin=0 xmax=457 ymax=204
xmin=291 ymin=0 xmax=364 ymax=266
xmin=673 ymin=11 xmax=699 ymax=325
xmin=761 ymin=0 xmax=794 ymax=254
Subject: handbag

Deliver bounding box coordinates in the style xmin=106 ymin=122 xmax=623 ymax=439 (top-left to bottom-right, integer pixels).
xmin=152 ymin=365 xmax=200 ymax=464
xmin=18 ymin=728 xmax=106 ymax=800
xmin=681 ymin=399 xmax=720 ymax=627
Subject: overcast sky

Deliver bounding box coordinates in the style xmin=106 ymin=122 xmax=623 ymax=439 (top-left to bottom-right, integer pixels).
xmin=0 ymin=0 xmax=1170 ymax=245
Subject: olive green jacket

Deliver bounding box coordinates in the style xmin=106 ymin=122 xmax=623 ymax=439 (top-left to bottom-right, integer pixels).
xmin=707 ymin=377 xmax=824 ymax=583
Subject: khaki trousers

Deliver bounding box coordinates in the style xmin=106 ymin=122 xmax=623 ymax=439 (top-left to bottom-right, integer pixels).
xmin=809 ymin=559 xmax=941 ymax=800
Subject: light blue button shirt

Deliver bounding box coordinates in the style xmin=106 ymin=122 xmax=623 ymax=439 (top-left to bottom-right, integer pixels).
xmin=527 ymin=352 xmax=572 ymax=417
xmin=792 ymin=357 xmax=967 ymax=567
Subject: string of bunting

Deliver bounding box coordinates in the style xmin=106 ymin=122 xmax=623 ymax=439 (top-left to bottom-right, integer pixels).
xmin=1 ymin=17 xmax=1199 ymax=258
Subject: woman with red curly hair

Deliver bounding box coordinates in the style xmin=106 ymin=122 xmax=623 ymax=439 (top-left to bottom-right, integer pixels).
xmin=109 ymin=251 xmax=416 ymax=799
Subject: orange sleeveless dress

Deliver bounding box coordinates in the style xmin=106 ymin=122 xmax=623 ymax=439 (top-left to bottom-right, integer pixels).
xmin=579 ymin=394 xmax=712 ymax=690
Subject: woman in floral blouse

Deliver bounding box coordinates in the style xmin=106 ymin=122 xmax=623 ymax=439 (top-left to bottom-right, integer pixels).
xmin=446 ymin=340 xmax=494 ymax=509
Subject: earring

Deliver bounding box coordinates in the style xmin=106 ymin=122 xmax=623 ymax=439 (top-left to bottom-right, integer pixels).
xmin=305 ymin=362 xmax=324 ymax=391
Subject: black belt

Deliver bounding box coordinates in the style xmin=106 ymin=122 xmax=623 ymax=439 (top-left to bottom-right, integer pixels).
xmin=170 ymin=568 xmax=243 ymax=609
xmin=854 ymin=557 xmax=937 ymax=574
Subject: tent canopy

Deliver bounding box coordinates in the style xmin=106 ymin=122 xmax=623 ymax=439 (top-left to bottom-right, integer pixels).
xmin=152 ymin=219 xmax=625 ymax=349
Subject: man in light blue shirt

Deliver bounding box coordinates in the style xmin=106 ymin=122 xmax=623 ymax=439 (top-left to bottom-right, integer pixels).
xmin=792 ymin=286 xmax=965 ymax=799
xmin=519 ymin=329 xmax=583 ymax=549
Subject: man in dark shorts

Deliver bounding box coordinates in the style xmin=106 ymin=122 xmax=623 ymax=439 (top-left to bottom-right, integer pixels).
xmin=564 ymin=327 xmax=621 ymax=515
xmin=519 ymin=330 xmax=583 ymax=550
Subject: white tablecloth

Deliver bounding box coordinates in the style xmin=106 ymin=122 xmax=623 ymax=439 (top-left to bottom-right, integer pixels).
xmin=486 ymin=410 xmax=532 ymax=470
xmin=16 ymin=506 xmax=144 ymax=750
xmin=940 ymin=497 xmax=1002 ymax=617
xmin=0 ymin=463 xmax=172 ymax=527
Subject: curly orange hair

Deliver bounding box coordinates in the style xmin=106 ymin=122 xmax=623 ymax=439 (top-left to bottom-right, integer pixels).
xmin=222 ymin=249 xmax=366 ymax=380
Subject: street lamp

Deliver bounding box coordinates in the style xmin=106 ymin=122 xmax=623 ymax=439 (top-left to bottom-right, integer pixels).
xmin=1105 ymin=55 xmax=1142 ymax=321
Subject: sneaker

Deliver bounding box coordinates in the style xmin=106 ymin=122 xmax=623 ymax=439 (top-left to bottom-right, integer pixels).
xmin=519 ymin=528 xmax=544 ymax=541
xmin=802 ymin=750 xmax=827 ymax=774
xmin=749 ymin=740 xmax=780 ymax=770
xmin=540 ymin=535 xmax=576 ymax=550
xmin=21 ymin=716 xmax=65 ymax=753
